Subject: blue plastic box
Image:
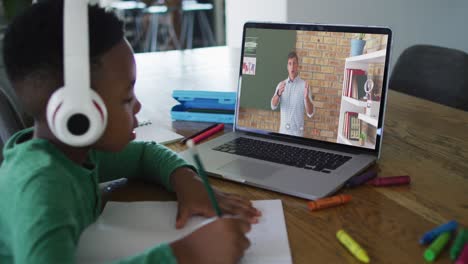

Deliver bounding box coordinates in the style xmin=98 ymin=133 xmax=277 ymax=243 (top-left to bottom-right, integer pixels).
xmin=171 ymin=90 xmax=236 ymax=123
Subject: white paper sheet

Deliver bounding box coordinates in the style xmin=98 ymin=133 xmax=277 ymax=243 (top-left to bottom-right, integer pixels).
xmin=76 ymin=200 xmax=292 ymax=264
xmin=134 ymin=120 xmax=183 ymax=145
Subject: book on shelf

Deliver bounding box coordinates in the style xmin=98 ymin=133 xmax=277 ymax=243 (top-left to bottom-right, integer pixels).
xmin=343 ymin=111 xmax=360 ymax=140
xmin=343 ymin=69 xmax=366 ymax=99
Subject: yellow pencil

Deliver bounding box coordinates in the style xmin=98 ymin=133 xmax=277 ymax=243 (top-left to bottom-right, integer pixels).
xmin=336 ymin=229 xmax=370 ymax=263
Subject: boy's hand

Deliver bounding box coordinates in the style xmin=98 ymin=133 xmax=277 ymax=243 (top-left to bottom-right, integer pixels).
xmin=170 ymin=167 xmax=262 ymax=229
xmin=170 ymin=217 xmax=251 ymax=264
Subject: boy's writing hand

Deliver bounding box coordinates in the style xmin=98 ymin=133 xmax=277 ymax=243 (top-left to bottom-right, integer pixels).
xmin=170 ymin=167 xmax=262 ymax=229
xmin=170 ymin=216 xmax=251 ymax=264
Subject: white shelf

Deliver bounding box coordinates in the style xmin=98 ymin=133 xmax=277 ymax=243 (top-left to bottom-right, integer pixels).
xmin=342 ymin=96 xmax=367 ymax=107
xmin=338 ymin=134 xmax=374 ymax=149
xmin=338 ymin=48 xmax=385 ymax=147
xmin=338 ymin=134 xmax=355 ymax=145
xmin=358 ymin=113 xmax=378 ymax=127
xmin=346 ymin=49 xmax=386 ymax=64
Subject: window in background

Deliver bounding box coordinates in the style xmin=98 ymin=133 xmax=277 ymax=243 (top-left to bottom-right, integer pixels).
xmin=104 ymin=0 xmax=225 ymax=53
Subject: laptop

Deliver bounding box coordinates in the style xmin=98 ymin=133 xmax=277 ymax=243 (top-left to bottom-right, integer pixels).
xmin=180 ymin=22 xmax=392 ymax=200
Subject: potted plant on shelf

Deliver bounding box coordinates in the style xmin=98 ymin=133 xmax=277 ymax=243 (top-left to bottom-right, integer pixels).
xmin=359 ymin=132 xmax=367 ymax=146
xmin=350 ymin=33 xmax=366 ymax=56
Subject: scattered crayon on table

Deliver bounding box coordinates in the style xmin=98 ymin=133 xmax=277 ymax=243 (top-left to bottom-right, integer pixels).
xmin=367 ymin=175 xmax=410 ymax=186
xmin=336 ymin=229 xmax=370 ymax=263
xmin=455 ymin=244 xmax=468 ymax=264
xmin=451 ymin=228 xmax=468 ymax=260
xmin=420 ymin=220 xmax=458 ymax=245
xmin=424 ymin=231 xmax=451 ymax=262
xmin=307 ymin=194 xmax=352 ymax=211
xmin=346 ymin=170 xmax=378 ymax=188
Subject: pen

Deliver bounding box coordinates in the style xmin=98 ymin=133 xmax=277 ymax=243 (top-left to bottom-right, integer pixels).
xmin=187 ymin=139 xmax=222 ymax=217
xmin=180 ymin=124 xmax=219 ymax=144
xmin=336 ymin=229 xmax=370 ymax=263
xmin=103 ymin=178 xmax=128 ymax=193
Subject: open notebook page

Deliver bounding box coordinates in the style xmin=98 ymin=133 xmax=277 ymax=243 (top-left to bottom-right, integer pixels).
xmin=76 ymin=200 xmax=292 ymax=264
xmin=134 ymin=120 xmax=183 ymax=145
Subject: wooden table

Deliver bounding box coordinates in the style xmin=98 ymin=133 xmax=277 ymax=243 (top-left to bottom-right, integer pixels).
xmin=112 ymin=46 xmax=468 ymax=263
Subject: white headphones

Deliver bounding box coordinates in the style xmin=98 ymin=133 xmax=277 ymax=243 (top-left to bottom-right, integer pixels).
xmin=46 ymin=0 xmax=107 ymax=147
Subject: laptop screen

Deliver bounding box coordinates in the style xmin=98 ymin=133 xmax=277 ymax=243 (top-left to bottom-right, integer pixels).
xmin=236 ymin=22 xmax=392 ymax=152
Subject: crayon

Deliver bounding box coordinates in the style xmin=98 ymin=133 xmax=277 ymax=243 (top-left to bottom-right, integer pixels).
xmin=420 ymin=220 xmax=458 ymax=245
xmin=346 ymin=170 xmax=378 ymax=188
xmin=191 ymin=123 xmax=225 ymax=144
xmin=424 ymin=231 xmax=451 ymax=262
xmin=455 ymin=244 xmax=468 ymax=264
xmin=451 ymin=229 xmax=468 ymax=260
xmin=336 ymin=229 xmax=370 ymax=263
xmin=307 ymin=194 xmax=352 ymax=211
xmin=367 ymin=175 xmax=410 ymax=186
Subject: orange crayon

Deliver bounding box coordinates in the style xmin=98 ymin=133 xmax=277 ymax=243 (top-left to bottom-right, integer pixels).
xmin=308 ymin=194 xmax=352 ymax=211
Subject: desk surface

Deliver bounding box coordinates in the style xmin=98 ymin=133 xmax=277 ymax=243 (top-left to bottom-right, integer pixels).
xmin=114 ymin=46 xmax=468 ymax=263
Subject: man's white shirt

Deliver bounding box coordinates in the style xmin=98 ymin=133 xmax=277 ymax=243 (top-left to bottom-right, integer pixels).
xmin=271 ymin=76 xmax=314 ymax=137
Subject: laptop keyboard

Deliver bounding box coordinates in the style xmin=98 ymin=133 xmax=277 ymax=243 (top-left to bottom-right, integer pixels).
xmin=212 ymin=137 xmax=352 ymax=173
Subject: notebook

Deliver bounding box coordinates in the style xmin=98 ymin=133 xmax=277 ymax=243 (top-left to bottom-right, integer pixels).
xmin=180 ymin=22 xmax=392 ymax=200
xmin=76 ymin=200 xmax=291 ymax=264
xmin=134 ymin=119 xmax=183 ymax=145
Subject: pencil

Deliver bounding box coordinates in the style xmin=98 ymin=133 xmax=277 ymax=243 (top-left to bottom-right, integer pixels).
xmin=180 ymin=124 xmax=219 ymax=144
xmin=186 ymin=140 xmax=223 ymax=217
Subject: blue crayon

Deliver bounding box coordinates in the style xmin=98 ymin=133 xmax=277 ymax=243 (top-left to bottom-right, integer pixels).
xmin=346 ymin=170 xmax=378 ymax=188
xmin=419 ymin=220 xmax=458 ymax=245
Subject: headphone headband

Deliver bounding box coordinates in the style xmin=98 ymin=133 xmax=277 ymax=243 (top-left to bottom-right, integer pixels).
xmin=46 ymin=0 xmax=108 ymax=147
xmin=64 ymin=0 xmax=90 ymax=101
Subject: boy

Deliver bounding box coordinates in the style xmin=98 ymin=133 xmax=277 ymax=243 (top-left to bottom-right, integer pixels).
xmin=0 ymin=1 xmax=260 ymax=263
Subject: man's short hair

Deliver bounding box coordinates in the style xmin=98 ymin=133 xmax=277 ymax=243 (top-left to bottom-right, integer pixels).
xmin=287 ymin=51 xmax=299 ymax=61
xmin=2 ymin=0 xmax=124 ymax=118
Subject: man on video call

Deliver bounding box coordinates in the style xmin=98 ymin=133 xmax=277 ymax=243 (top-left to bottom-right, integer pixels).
xmin=271 ymin=51 xmax=314 ymax=137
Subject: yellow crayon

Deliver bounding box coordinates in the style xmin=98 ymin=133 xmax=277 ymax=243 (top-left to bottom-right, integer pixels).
xmin=336 ymin=229 xmax=370 ymax=263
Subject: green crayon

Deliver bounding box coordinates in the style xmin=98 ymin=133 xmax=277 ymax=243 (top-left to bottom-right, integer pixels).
xmin=424 ymin=232 xmax=451 ymax=262
xmin=450 ymin=228 xmax=468 ymax=260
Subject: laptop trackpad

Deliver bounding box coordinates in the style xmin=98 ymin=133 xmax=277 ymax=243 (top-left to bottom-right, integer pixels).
xmin=217 ymin=159 xmax=276 ymax=180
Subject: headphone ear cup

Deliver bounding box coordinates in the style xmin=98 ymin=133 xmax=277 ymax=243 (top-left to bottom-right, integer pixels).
xmin=46 ymin=87 xmax=108 ymax=147
xmin=89 ymin=89 xmax=108 ymax=132
xmin=46 ymin=88 xmax=66 ymax=138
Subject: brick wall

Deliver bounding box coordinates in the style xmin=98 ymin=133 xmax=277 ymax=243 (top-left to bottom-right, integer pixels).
xmin=294 ymin=31 xmax=351 ymax=142
xmin=238 ymin=32 xmax=388 ymax=144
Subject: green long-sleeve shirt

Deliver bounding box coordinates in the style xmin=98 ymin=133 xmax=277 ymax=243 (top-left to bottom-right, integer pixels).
xmin=0 ymin=128 xmax=191 ymax=263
